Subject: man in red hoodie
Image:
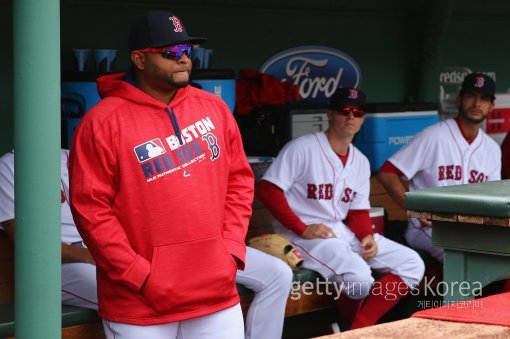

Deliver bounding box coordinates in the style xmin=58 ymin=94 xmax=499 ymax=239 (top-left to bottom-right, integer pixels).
xmin=69 ymin=10 xmax=254 ymax=338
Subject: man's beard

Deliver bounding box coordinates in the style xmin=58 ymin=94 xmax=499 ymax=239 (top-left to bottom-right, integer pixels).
xmin=165 ymin=70 xmax=191 ymax=89
xmin=458 ymin=106 xmax=488 ymax=124
xmin=168 ymin=78 xmax=190 ymax=89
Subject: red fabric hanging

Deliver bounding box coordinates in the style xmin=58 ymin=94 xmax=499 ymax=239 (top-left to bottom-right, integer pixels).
xmin=235 ymin=69 xmax=301 ymax=115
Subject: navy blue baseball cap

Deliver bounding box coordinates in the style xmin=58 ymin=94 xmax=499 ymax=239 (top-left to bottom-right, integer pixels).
xmin=129 ymin=10 xmax=207 ymax=51
xmin=460 ymin=73 xmax=496 ymax=101
xmin=329 ymin=87 xmax=368 ymax=111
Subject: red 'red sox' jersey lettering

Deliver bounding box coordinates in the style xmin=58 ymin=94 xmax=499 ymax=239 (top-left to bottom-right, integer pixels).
xmin=341 ymin=187 xmax=357 ymax=203
xmin=468 ymin=170 xmax=488 ymax=183
xmin=438 ymin=165 xmax=462 ymax=181
xmin=307 ymin=183 xmax=333 ymax=200
xmin=389 ymin=119 xmax=500 ymax=191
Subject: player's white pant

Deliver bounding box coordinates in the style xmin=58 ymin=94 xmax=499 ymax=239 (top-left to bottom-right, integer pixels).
xmin=405 ymin=218 xmax=444 ymax=263
xmin=279 ymin=222 xmax=425 ymax=299
xmin=102 ymin=303 xmax=244 ymax=339
xmin=236 ymin=247 xmax=293 ymax=339
xmin=61 ymin=262 xmax=98 ymax=310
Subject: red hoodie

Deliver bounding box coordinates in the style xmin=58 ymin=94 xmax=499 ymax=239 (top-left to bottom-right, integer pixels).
xmin=69 ymin=73 xmax=254 ymax=325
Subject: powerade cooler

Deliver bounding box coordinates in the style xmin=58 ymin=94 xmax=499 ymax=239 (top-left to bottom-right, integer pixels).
xmin=353 ymin=103 xmax=439 ymax=172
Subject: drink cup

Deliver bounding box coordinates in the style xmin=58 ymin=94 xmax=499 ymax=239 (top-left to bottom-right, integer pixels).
xmin=94 ymin=49 xmax=117 ymax=73
xmin=72 ymin=49 xmax=90 ymax=72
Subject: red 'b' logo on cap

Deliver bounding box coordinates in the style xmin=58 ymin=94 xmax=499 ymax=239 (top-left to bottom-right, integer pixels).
xmin=169 ymin=16 xmax=183 ymax=33
xmin=348 ymin=89 xmax=358 ymax=99
xmin=475 ymin=76 xmax=485 ymax=88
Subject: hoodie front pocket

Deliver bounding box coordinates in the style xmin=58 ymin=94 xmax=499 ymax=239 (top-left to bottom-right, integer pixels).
xmin=141 ymin=234 xmax=238 ymax=314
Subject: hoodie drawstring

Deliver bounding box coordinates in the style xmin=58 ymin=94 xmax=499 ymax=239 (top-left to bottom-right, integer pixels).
xmin=165 ymin=107 xmax=183 ymax=146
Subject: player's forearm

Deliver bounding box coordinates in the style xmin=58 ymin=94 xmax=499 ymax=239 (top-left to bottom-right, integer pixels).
xmin=345 ymin=209 xmax=374 ymax=241
xmin=61 ymin=243 xmax=95 ymax=265
xmin=376 ymin=172 xmax=406 ymax=208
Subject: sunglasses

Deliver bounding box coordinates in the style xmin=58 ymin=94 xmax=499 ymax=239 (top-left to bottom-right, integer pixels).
xmin=135 ymin=44 xmax=193 ymax=60
xmin=335 ymin=106 xmax=365 ymax=118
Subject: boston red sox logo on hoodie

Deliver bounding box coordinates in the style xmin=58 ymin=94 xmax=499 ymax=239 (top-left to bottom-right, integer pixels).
xmin=133 ymin=116 xmax=221 ymax=182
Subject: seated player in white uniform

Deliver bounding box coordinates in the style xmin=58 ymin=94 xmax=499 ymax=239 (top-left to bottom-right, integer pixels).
xmin=0 ymin=149 xmax=98 ymax=310
xmin=257 ymin=87 xmax=425 ymax=330
xmin=377 ymin=73 xmax=501 ymax=263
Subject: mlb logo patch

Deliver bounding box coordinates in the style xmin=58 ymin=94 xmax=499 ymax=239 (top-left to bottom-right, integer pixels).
xmin=134 ymin=138 xmax=166 ymax=163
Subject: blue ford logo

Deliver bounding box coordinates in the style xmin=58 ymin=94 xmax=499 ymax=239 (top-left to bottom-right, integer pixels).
xmin=259 ymin=46 xmax=362 ymax=105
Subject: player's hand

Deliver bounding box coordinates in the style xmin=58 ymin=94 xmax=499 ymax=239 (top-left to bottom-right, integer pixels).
xmin=360 ymin=235 xmax=378 ymax=261
xmin=82 ymin=249 xmax=96 ymax=266
xmin=302 ymin=224 xmax=336 ymax=240
xmin=419 ymin=218 xmax=432 ymax=227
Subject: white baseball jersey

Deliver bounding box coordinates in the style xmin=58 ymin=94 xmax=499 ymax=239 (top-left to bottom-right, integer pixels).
xmin=0 ymin=150 xmax=83 ymax=244
xmin=262 ymin=132 xmax=371 ymax=230
xmin=388 ymin=118 xmax=501 ymax=191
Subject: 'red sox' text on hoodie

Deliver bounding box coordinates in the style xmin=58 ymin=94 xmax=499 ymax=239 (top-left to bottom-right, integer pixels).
xmin=69 ymin=73 xmax=254 ymax=325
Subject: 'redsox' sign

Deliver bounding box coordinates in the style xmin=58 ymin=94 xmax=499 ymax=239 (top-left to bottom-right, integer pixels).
xmin=259 ymin=46 xmax=362 ymax=105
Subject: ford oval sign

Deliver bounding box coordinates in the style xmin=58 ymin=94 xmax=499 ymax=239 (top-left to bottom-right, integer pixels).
xmin=259 ymin=46 xmax=362 ymax=105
